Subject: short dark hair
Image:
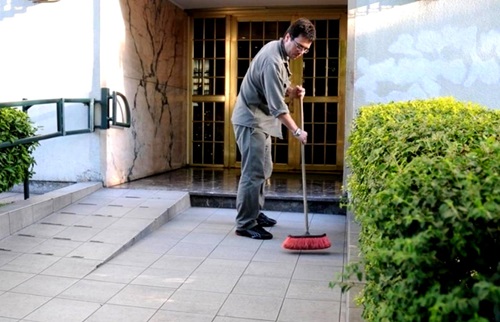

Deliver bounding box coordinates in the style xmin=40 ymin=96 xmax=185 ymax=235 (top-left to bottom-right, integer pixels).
xmin=285 ymin=18 xmax=316 ymax=42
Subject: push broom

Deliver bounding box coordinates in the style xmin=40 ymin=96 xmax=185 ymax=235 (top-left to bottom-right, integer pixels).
xmin=282 ymin=97 xmax=331 ymax=250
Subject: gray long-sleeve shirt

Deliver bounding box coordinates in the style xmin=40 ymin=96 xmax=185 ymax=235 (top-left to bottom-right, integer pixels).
xmin=231 ymin=39 xmax=291 ymax=139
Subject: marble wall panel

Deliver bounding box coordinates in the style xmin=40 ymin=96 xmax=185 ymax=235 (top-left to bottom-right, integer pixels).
xmin=104 ymin=0 xmax=188 ymax=186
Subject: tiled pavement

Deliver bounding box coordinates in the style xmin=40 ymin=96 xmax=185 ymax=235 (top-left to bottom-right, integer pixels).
xmin=0 ymin=186 xmax=348 ymax=322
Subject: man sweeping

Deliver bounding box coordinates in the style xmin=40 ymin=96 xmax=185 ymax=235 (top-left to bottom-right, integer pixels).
xmin=231 ymin=18 xmax=316 ymax=240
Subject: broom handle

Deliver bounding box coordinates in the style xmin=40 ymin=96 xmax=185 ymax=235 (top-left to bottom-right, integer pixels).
xmin=300 ymin=97 xmax=310 ymax=235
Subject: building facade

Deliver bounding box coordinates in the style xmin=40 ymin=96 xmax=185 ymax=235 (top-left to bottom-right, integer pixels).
xmin=0 ymin=0 xmax=498 ymax=187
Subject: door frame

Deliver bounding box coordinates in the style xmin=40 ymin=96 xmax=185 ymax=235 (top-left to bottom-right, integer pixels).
xmin=188 ymin=8 xmax=347 ymax=173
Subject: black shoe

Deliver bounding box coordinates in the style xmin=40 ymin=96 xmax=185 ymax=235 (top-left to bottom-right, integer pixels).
xmin=236 ymin=225 xmax=273 ymax=240
xmin=257 ymin=212 xmax=277 ymax=227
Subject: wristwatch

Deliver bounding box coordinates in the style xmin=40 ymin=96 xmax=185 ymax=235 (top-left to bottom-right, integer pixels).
xmin=293 ymin=128 xmax=302 ymax=137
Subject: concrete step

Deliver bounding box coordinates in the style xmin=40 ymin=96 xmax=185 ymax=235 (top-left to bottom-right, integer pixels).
xmin=189 ymin=192 xmax=346 ymax=214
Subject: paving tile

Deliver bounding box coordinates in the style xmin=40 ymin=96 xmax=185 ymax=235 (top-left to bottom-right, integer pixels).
xmin=131 ymin=267 xmax=190 ymax=288
xmin=150 ymin=226 xmax=190 ymax=240
xmin=108 ymin=284 xmax=175 ymax=309
xmin=67 ymin=242 xmax=122 ymax=260
xmin=278 ymin=298 xmax=341 ymax=322
xmin=205 ymin=208 xmax=235 ymax=220
xmin=149 ymin=190 xmax=189 ymax=200
xmin=77 ymin=195 xmax=116 ymax=206
xmin=180 ymin=272 xmax=240 ymax=293
xmin=149 ymin=310 xmax=214 ymax=322
xmin=193 ymin=258 xmax=249 ymax=275
xmin=137 ymin=199 xmax=176 ymax=209
xmin=41 ymin=257 xmax=100 ymax=279
xmin=166 ymin=242 xmax=216 ymax=257
xmin=0 ymin=235 xmax=45 ymax=253
xmin=84 ymin=263 xmax=145 ymax=284
xmin=252 ymin=247 xmax=300 ymax=264
xmin=1 ymin=253 xmax=61 ymax=274
xmin=292 ymin=263 xmax=342 ymax=281
xmin=0 ymin=250 xmax=21 ymax=266
xmin=29 ymin=238 xmax=83 ymax=257
xmin=156 ymin=219 xmax=200 ymax=232
xmin=0 ymin=292 xmax=50 ymax=319
xmin=16 ymin=223 xmax=67 ymax=238
xmin=347 ymin=307 xmax=364 ymax=322
xmin=85 ymin=304 xmax=156 ymax=322
xmin=107 ymin=197 xmax=146 ymax=208
xmin=218 ymin=293 xmax=282 ymax=321
xmin=89 ymin=229 xmax=139 ymax=244
xmin=218 ymin=234 xmax=263 ymax=250
xmin=213 ymin=317 xmax=266 ymax=322
xmin=194 ymin=221 xmax=234 ymax=233
xmin=93 ymin=205 xmax=134 ymax=218
xmin=120 ymin=190 xmax=164 ymax=198
xmin=58 ymin=279 xmax=125 ymax=303
xmin=181 ymin=207 xmax=217 ymax=217
xmin=90 ymin=189 xmax=131 ymax=198
xmin=106 ymin=218 xmax=153 ymax=232
xmin=232 ymin=275 xmax=289 ymax=297
xmin=286 ymin=279 xmax=342 ymax=301
xmin=161 ymin=289 xmax=228 ymax=316
xmin=297 ymin=251 xmax=345 ymax=267
xmin=107 ymin=250 xmax=162 ymax=268
xmin=208 ymin=244 xmax=258 ymax=261
xmin=39 ymin=213 xmax=87 ymax=226
xmin=11 ymin=274 xmax=78 ymax=297
xmin=244 ymin=261 xmax=295 ymax=278
xmin=150 ymin=255 xmax=204 ymax=272
xmin=59 ymin=203 xmax=103 ymax=215
xmin=127 ymin=234 xmax=178 ymax=254
xmin=24 ymin=298 xmax=101 ymax=322
xmin=0 ymin=270 xmax=34 ymax=291
xmin=181 ymin=231 xmax=228 ymax=245
xmin=72 ymin=215 xmax=119 ymax=229
xmin=53 ymin=226 xmax=102 ymax=242
xmin=123 ymin=207 xmax=166 ymax=220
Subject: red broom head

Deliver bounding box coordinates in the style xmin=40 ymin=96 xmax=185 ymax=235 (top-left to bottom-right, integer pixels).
xmin=281 ymin=233 xmax=331 ymax=250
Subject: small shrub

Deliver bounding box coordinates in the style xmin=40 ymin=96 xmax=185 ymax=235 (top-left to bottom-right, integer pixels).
xmin=340 ymin=98 xmax=500 ymax=322
xmin=0 ymin=107 xmax=39 ymax=192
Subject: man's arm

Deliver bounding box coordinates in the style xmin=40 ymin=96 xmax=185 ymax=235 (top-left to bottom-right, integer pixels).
xmin=279 ymin=85 xmax=307 ymax=144
xmin=277 ymin=112 xmax=308 ymax=144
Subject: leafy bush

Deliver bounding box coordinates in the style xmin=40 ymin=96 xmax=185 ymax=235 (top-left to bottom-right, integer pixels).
xmin=344 ymin=98 xmax=500 ymax=321
xmin=0 ymin=107 xmax=39 ymax=192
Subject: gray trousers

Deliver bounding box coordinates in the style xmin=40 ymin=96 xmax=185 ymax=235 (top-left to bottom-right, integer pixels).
xmin=233 ymin=125 xmax=273 ymax=229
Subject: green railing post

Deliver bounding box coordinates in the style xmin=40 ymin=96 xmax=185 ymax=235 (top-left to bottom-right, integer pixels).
xmin=100 ymin=87 xmax=111 ymax=130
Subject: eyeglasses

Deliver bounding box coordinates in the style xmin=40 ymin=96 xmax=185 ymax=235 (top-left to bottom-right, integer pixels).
xmin=292 ymin=39 xmax=310 ymax=54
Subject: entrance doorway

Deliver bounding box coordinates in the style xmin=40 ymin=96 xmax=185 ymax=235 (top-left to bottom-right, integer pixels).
xmin=190 ymin=10 xmax=346 ymax=173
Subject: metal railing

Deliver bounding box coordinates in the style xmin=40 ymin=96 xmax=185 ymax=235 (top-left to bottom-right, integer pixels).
xmin=0 ymin=87 xmax=131 ymax=198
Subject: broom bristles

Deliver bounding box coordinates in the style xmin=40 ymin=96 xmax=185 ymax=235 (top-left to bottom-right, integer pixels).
xmin=282 ymin=233 xmax=331 ymax=250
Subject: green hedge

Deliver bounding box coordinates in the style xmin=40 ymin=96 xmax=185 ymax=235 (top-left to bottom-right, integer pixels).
xmin=345 ymin=98 xmax=500 ymax=321
xmin=0 ymin=107 xmax=39 ymax=193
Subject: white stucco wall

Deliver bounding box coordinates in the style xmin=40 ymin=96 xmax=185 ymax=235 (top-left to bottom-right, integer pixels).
xmin=0 ymin=0 xmax=102 ymax=182
xmin=1 ymin=0 xmax=188 ymax=187
xmin=348 ymin=0 xmax=500 ymax=111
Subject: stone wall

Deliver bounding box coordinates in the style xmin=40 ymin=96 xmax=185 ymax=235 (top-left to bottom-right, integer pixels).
xmin=101 ymin=0 xmax=189 ymax=186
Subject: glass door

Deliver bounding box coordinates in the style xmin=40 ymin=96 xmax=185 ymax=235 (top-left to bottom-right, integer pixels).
xmin=190 ymin=12 xmax=346 ymax=173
